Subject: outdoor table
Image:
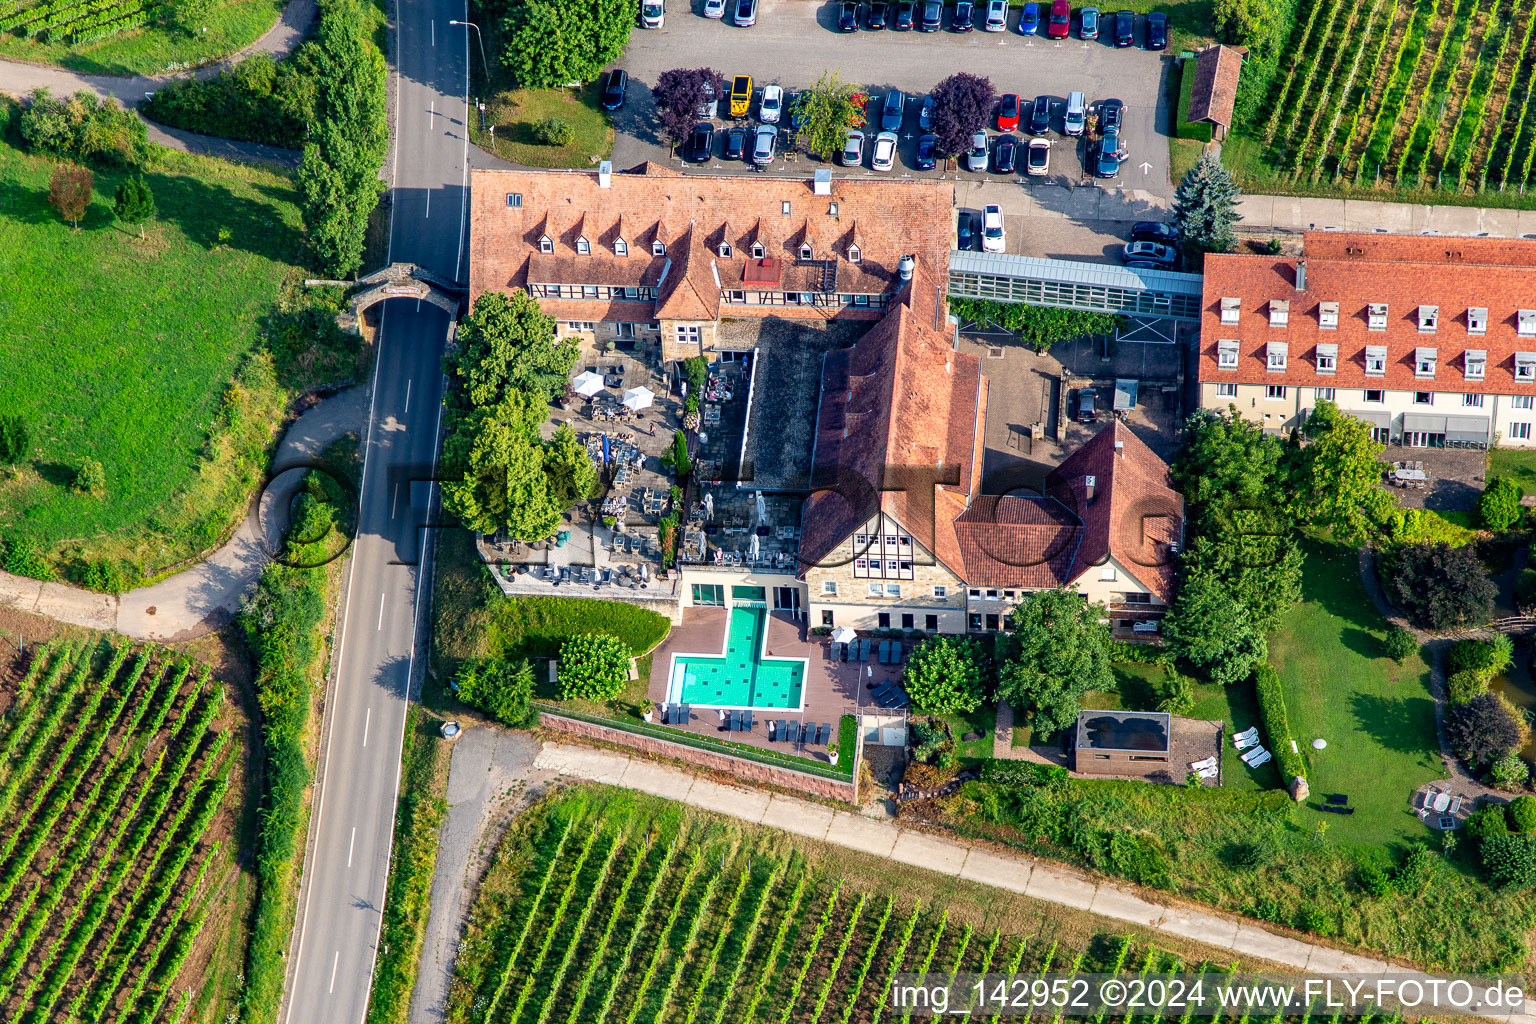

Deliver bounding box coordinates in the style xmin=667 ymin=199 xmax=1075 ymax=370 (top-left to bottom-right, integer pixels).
xmin=1432 ymin=791 xmax=1452 ymax=813
xmin=1393 ymin=469 xmax=1428 ymax=482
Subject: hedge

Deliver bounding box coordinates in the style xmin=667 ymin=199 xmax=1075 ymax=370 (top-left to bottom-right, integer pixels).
xmin=487 ymin=596 xmax=670 ymax=662
xmin=1177 ymin=58 xmax=1215 ymax=143
xmin=1253 ymin=664 xmax=1307 ymax=782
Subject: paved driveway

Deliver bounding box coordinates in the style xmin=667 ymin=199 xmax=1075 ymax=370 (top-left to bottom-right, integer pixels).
xmin=611 ymin=0 xmax=1175 ymax=195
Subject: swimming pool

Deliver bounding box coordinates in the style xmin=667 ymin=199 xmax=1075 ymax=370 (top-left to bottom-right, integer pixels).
xmin=665 ymin=607 xmax=806 ymax=710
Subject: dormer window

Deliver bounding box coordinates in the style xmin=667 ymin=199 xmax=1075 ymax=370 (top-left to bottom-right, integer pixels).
xmin=1418 ymin=304 xmax=1438 ymax=332
xmin=1217 ymin=339 xmax=1239 ymax=369
xmin=1266 ymin=341 xmax=1288 ymax=371
xmin=829 ymin=202 xmax=839 ymax=216
xmin=1415 ymin=347 xmax=1437 ymax=378
xmin=614 ymin=237 xmax=628 ymax=256
xmin=538 ymin=234 xmax=554 ymax=254
xmin=719 ymin=243 xmax=733 ymax=258
xmin=652 ymin=240 xmax=666 ymax=256
xmin=1220 ymin=297 xmax=1241 ymax=324
xmin=1368 ymin=302 xmax=1388 ymax=330
xmin=751 ymin=243 xmax=765 ymax=258
xmin=782 ymin=201 xmax=791 ymax=215
xmin=1465 ymin=350 xmax=1486 ymax=381
xmin=506 ymin=193 xmax=522 ymax=207
xmin=1315 ymin=343 xmax=1337 ymax=374
xmin=576 ymin=236 xmax=591 ymax=255
xmin=1268 ymin=300 xmax=1289 ymax=327
xmin=848 ymin=245 xmax=861 ymax=263
xmin=799 ymin=244 xmax=813 ymax=260
xmin=1468 ymin=307 xmax=1487 ymax=334
xmin=1521 ymin=310 xmax=1536 ymax=337
xmin=1518 ymin=352 xmax=1536 ymax=381
xmin=1318 ymin=301 xmax=1339 ymax=329
xmin=1365 ymin=345 xmax=1387 ymax=375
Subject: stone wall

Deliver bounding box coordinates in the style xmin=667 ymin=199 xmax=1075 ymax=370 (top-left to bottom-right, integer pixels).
xmin=539 ymin=713 xmax=859 ymax=803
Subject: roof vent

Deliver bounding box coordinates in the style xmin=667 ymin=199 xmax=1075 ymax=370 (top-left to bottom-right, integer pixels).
xmin=1295 ymin=260 xmax=1306 ymax=292
xmin=598 ymin=161 xmax=612 ymax=188
xmin=898 ymin=255 xmax=915 ymax=281
xmin=813 ymin=169 xmax=832 ymax=195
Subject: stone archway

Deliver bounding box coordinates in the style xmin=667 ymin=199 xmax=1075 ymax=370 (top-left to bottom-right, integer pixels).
xmin=336 ymin=263 xmax=465 ymax=333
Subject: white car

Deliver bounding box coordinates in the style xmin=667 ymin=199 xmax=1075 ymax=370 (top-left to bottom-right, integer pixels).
xmin=984 ymin=0 xmax=1007 ymax=30
xmin=1026 ymin=137 xmax=1050 ymax=176
xmin=703 ymin=0 xmax=725 ymax=15
xmin=982 ymin=203 xmax=1005 ymax=252
xmin=871 ymin=131 xmax=898 ymax=171
xmin=641 ymin=0 xmax=664 ymax=26
xmin=841 ymin=129 xmax=865 ymax=167
xmin=760 ymin=84 xmax=782 ymax=124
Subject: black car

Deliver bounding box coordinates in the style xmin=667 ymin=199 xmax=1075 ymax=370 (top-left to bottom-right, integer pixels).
xmin=1112 ymin=8 xmax=1133 ymax=45
xmin=1027 ymin=94 xmax=1051 ymax=136
xmin=685 ymin=123 xmax=715 ymax=162
xmin=600 ymin=68 xmax=628 ymax=111
xmin=953 ymin=0 xmax=974 ymax=28
xmin=724 ymin=126 xmax=748 ymax=160
xmin=957 ymin=211 xmax=976 ymax=250
xmin=867 ymin=0 xmax=888 ymax=25
xmin=1131 ymin=221 xmax=1180 ymax=244
xmin=894 ymin=0 xmax=915 ymax=27
xmin=1146 ymin=10 xmax=1166 ymax=47
xmin=1099 ymin=97 xmax=1124 ymax=132
xmin=881 ymin=89 xmax=905 ymax=131
xmin=919 ymin=0 xmax=942 ymax=29
xmin=839 ymin=0 xmax=859 ymax=29
xmin=1076 ymin=388 xmax=1097 ymax=423
xmin=992 ymin=134 xmax=1018 ymax=173
xmin=916 ymin=132 xmax=937 ymax=169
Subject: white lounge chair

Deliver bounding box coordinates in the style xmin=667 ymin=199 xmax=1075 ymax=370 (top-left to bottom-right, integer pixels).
xmin=1188 ymin=755 xmax=1218 ymax=772
xmin=1196 ymin=765 xmax=1219 ymax=779
xmin=1233 ymin=731 xmax=1260 ymax=751
xmin=1241 ymin=745 xmax=1269 ymax=766
xmin=1245 ymin=749 xmax=1273 ymax=768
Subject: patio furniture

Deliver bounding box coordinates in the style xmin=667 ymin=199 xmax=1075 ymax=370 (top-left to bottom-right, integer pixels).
xmin=1188 ymin=755 xmax=1218 ymax=772
xmin=1196 ymin=765 xmax=1218 ymax=779
xmin=743 ymin=712 xmax=755 ymax=732
xmin=857 ymin=638 xmax=871 ymax=661
xmin=1241 ymin=745 xmax=1269 ymax=766
xmin=1393 ymin=468 xmax=1427 ymax=483
xmin=877 ymin=642 xmax=890 ymax=665
xmin=1233 ymin=731 xmax=1261 ymax=751
xmin=1432 ymin=791 xmax=1452 ymax=813
xmin=1325 ymin=793 xmax=1348 ymax=806
xmin=1245 ymin=749 xmax=1273 ymax=768
xmin=785 ymin=722 xmax=801 ymax=744
xmin=1449 ymin=796 xmax=1462 ymax=814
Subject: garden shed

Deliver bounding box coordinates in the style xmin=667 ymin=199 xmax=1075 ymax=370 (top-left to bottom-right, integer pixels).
xmin=1074 ymin=710 xmax=1171 ymax=776
xmin=1187 ymin=45 xmax=1245 ymax=141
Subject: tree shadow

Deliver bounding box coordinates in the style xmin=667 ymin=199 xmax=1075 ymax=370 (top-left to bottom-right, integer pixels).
xmin=1348 ymin=691 xmax=1440 ymax=756
xmin=1339 ymin=626 xmax=1387 ymax=661
xmin=34 ymin=462 xmax=77 ymax=488
xmin=146 ymin=170 xmax=305 ymax=264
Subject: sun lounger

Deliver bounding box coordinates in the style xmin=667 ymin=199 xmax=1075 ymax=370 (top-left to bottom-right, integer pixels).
xmin=1241 ymin=745 xmax=1269 ymax=766
xmin=1325 ymin=793 xmax=1348 ymax=806
xmin=1245 ymin=749 xmax=1272 ymax=768
xmin=743 ymin=712 xmax=754 ymax=732
xmin=1188 ymin=755 xmax=1218 ymax=772
xmin=1231 ymin=726 xmax=1259 ymax=745
xmin=786 ymin=722 xmax=801 ymax=744
xmin=1233 ymin=731 xmax=1260 ymax=751
xmin=818 ymin=723 xmax=831 ymax=744
xmin=1196 ymin=765 xmax=1218 ymax=779
xmin=1449 ymin=796 xmax=1462 ymax=815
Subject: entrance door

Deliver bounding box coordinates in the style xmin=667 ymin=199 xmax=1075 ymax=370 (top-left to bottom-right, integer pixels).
xmin=773 ymin=586 xmax=801 ymax=614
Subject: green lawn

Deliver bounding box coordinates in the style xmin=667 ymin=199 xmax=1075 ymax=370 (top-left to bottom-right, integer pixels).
xmin=471 ymin=84 xmax=615 ymax=169
xmin=0 ymin=119 xmax=331 ymax=582
xmin=0 ymin=0 xmax=284 ymax=76
xmin=1489 ymin=449 xmax=1536 ymax=493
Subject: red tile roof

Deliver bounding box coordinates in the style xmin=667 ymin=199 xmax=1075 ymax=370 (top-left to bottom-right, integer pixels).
xmin=1198 ymin=233 xmax=1536 ymax=396
xmin=1188 ymin=45 xmax=1243 ymax=128
xmin=953 ymin=495 xmax=1082 ymax=587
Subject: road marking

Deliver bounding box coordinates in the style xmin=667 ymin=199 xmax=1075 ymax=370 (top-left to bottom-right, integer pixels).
xmin=328 ymin=951 xmax=339 ymax=993
xmin=391 ymin=483 xmax=399 ymax=519
xmin=404 ymin=378 xmax=412 ymax=414
xmin=431 ymin=18 xmax=435 ymax=44
xmin=430 ymin=100 xmax=434 ymax=130
xmin=377 ymin=594 xmax=386 ymax=630
xmin=363 ymin=707 xmax=371 ymax=747
xmin=425 ymin=189 xmax=431 ymax=218
xmin=347 ymin=827 xmax=357 ymax=867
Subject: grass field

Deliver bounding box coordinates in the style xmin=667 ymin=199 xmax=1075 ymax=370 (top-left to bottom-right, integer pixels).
xmin=0 ymin=640 xmax=237 ymax=1023
xmin=470 ymin=84 xmax=615 ymax=170
xmin=0 ymin=0 xmax=282 ymax=76
xmin=1490 ymin=448 xmax=1536 ymax=492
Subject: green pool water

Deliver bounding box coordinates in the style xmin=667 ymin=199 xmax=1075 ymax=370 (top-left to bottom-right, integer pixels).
xmin=666 ymin=607 xmax=806 ymax=710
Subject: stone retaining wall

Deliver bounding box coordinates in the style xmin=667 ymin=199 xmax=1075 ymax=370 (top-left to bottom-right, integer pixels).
xmin=539 ymin=713 xmax=859 ymax=803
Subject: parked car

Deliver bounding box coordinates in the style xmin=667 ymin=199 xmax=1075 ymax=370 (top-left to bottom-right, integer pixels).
xmin=1122 ymin=240 xmax=1178 ymax=266
xmin=965 ymin=130 xmax=988 ymax=171
xmin=1047 ymin=0 xmax=1070 ymax=37
xmin=1131 ymin=221 xmax=1180 ymax=244
xmin=872 ymin=131 xmax=898 ymax=170
xmin=1076 ymin=387 xmax=1097 ymax=423
xmin=992 ymin=134 xmax=1018 ymax=173
xmin=1017 ymin=0 xmax=1039 ymax=32
xmin=1112 ymin=8 xmax=1133 ymax=45
xmin=841 ymin=129 xmax=866 ymax=165
xmin=953 ymin=0 xmax=974 ymax=29
xmin=641 ymin=0 xmax=664 ymax=27
xmin=734 ymin=0 xmax=757 ymax=25
xmin=984 ymin=0 xmax=1008 ymax=29
xmin=685 ymin=122 xmax=715 ymax=161
xmin=1063 ymin=90 xmax=1085 ymax=135
xmin=729 ymin=75 xmax=753 ymax=118
xmin=752 ymin=124 xmax=777 ymax=165
xmin=760 ymin=84 xmax=783 ymax=123
xmin=867 ymin=0 xmax=888 ymax=24
xmin=982 ymin=203 xmax=1005 ymax=252
xmin=1092 ymin=128 xmax=1123 ymax=176
xmin=704 ymin=0 xmax=725 ymax=17
xmin=957 ymin=210 xmax=976 ymax=250
xmin=601 ymin=68 xmax=628 ymax=111
xmin=1146 ymin=9 xmax=1166 ymax=47
xmin=915 ymin=132 xmax=937 ymax=168
xmin=697 ymin=80 xmax=717 ymax=119
xmin=724 ymin=125 xmax=748 ymax=159
xmin=878 ymin=90 xmax=904 ymax=131
xmin=918 ymin=93 xmax=935 ymax=129
xmin=839 ymin=0 xmax=859 ymax=28
xmin=895 ymin=0 xmax=915 ymax=27
xmin=920 ymin=0 xmax=942 ymax=29
xmin=1078 ymin=4 xmax=1097 ymax=36
xmin=1027 ymin=94 xmax=1051 ymax=135
xmin=787 ymin=91 xmax=806 ymax=128
xmin=1099 ymin=97 xmax=1123 ymax=132
xmin=1026 ymin=137 xmax=1050 ymax=175
xmin=997 ymin=92 xmax=1020 ymax=131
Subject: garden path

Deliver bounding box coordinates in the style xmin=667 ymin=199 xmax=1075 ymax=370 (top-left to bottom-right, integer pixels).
xmin=0 ymin=385 xmax=369 ymax=642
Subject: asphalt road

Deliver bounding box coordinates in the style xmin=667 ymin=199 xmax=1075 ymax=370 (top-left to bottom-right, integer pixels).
xmin=609 ymin=0 xmax=1174 ymax=193
xmin=280 ymin=2 xmax=470 ymax=1021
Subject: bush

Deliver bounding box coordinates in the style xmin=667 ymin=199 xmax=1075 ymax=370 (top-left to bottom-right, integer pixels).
xmin=1259 ymin=237 xmax=1283 ymax=255
xmin=1295 ymin=905 xmax=1333 ymax=936
xmin=143 ymin=52 xmax=316 ymax=149
xmin=1383 ymin=541 xmax=1496 ymax=630
xmin=2 ymin=538 xmax=55 ymax=582
xmin=1446 ymin=693 xmax=1529 ymax=767
xmin=1448 ymin=636 xmax=1514 ymax=679
xmin=903 ymin=635 xmax=985 ymax=714
xmin=1510 ymin=795 xmax=1536 ymax=832
xmin=1253 ymin=664 xmax=1306 ymax=781
xmin=557 ymin=633 xmax=630 ymax=700
xmin=1467 ymin=804 xmax=1512 ymax=840
xmin=946 ymin=297 xmax=1121 ymax=354
xmin=0 ymin=416 xmax=30 ymax=466
xmin=1394 ymin=847 xmax=1440 ymax=892
xmin=1480 ymin=476 xmax=1525 ymax=531
xmin=1448 ymin=670 xmax=1489 ymax=705
xmin=1480 ymin=832 xmax=1536 ymax=887
xmin=71 ymin=458 xmax=106 ymax=497
xmin=1356 ymin=862 xmax=1393 ymax=897
xmin=1107 ymin=832 xmax=1171 ymax=889
xmin=1491 ymin=754 xmax=1530 ymax=791
xmin=77 ymin=557 xmax=134 ymax=594
xmin=531 ymin=116 xmax=576 ymax=146
xmin=980 ymin=759 xmax=1068 ymax=788
xmin=454 ymin=657 xmax=536 ymax=727
xmin=19 ymin=88 xmax=147 ymax=166
xmin=1384 ymin=626 xmax=1418 ymax=663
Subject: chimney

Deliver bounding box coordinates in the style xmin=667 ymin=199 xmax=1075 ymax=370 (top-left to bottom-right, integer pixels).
xmin=1295 ymin=259 xmax=1306 ymax=292
xmin=898 ymin=255 xmax=915 ymax=281
xmin=813 ymin=169 xmax=832 ymax=195
xmin=1085 ymin=474 xmax=1096 ymax=503
xmin=598 ymin=161 xmax=612 ymax=188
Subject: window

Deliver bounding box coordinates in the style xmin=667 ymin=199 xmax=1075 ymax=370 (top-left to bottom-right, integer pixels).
xmin=968 ymin=612 xmax=982 ymax=630
xmin=1099 ymin=565 xmax=1116 ymax=581
xmin=986 ymin=589 xmax=999 ymax=600
xmin=1518 ymin=352 xmax=1536 ymax=381
xmin=652 ymin=240 xmax=666 ymax=256
xmin=901 ymin=614 xmax=915 ymax=629
xmin=719 ymin=243 xmax=732 ymax=258
xmin=1365 ymin=345 xmax=1387 ymax=375
xmin=1266 ymin=342 xmax=1288 ymax=371
xmin=848 ymin=246 xmax=861 ymax=262
xmin=1266 ymin=385 xmax=1287 ymax=400
xmin=854 ymin=559 xmax=868 ymax=571
xmin=727 ymin=290 xmax=745 ymax=302
xmin=1464 ymin=393 xmax=1484 ymax=407
xmin=1217 ymin=339 xmax=1240 ymax=369
xmin=822 ymin=610 xmax=834 ymax=626
xmin=1415 ymin=347 xmax=1437 ymax=378
xmin=1521 ymin=310 xmax=1536 ymax=337
xmin=1316 ymin=344 xmax=1337 ymax=373
xmin=1216 ymin=383 xmax=1237 ymax=397
xmin=933 ymin=586 xmax=947 ymax=598
xmin=576 ymin=236 xmax=590 ymax=255
xmin=1513 ymin=423 xmax=1533 ymax=440
xmin=1268 ymin=300 xmax=1289 ymax=327
xmin=925 ymin=614 xmax=939 ymax=631
xmin=1317 ymin=387 xmax=1336 ymax=401
xmin=538 ymin=235 xmax=553 ymax=254
xmin=1004 ymin=590 xmax=1016 ymax=599
xmin=1122 ymin=592 xmax=1151 ymax=605
xmin=1418 ymin=304 xmax=1438 ymax=332
xmin=1516 ymin=396 xmax=1535 ymax=410
xmin=691 ymin=583 xmax=724 ymax=606
xmin=878 ymin=612 xmax=891 ymax=629
xmin=799 ymin=245 xmax=813 ymax=260
xmin=968 ymin=588 xmax=981 ymax=598
xmin=854 ymin=294 xmax=871 ymax=306
xmin=1318 ymin=301 xmax=1339 ymax=329
xmin=1220 ymin=297 xmax=1241 ymax=324
xmin=1414 ymin=391 xmax=1433 ymax=405
xmin=1468 ymin=307 xmax=1487 ymax=334
xmin=782 ymin=201 xmax=792 ymax=215
xmin=751 ymin=243 xmax=765 ymax=258
xmin=676 ymin=324 xmax=701 ymax=343
xmin=1365 ymin=388 xmax=1385 ymax=403
xmin=1466 ymin=350 xmax=1486 ymax=381
xmin=885 ymin=583 xmax=902 ymax=597
xmin=580 ymin=285 xmax=597 ymax=299
xmin=822 ymin=581 xmax=837 ymax=595
xmin=985 ymin=614 xmax=999 ymax=631
xmin=869 ymin=584 xmax=883 ymax=596
xmin=506 ymin=193 xmax=522 ymax=207
xmin=1368 ymin=303 xmax=1388 ymax=330
xmin=614 ymin=237 xmax=628 ymax=256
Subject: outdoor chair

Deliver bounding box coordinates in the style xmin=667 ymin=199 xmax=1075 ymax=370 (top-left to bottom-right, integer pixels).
xmin=1188 ymin=755 xmax=1218 ymax=772
xmin=1449 ymin=797 xmax=1462 ymax=815
xmin=1233 ymin=731 xmax=1260 ymax=751
xmin=1231 ymin=725 xmax=1259 ymax=744
xmin=1245 ymin=749 xmax=1273 ymax=768
xmin=1241 ymin=745 xmax=1269 ymax=766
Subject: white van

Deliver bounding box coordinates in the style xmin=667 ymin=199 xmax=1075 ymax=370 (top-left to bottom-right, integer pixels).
xmin=1064 ymin=91 xmax=1086 ymax=136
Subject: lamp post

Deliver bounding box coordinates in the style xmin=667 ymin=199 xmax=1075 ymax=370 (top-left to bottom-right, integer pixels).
xmin=448 ymin=19 xmax=488 ymax=88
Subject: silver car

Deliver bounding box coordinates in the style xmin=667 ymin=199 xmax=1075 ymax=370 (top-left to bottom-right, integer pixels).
xmin=752 ymin=124 xmax=777 ymax=166
xmin=841 ymin=129 xmax=866 ymax=166
xmin=984 ymin=0 xmax=1007 ymax=30
xmin=965 ymin=130 xmax=988 ymax=171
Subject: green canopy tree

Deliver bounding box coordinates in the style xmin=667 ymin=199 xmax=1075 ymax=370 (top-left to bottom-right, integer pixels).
xmin=449 ymin=291 xmax=575 ymax=409
xmin=454 ymin=657 xmax=535 ymax=726
xmin=1288 ymin=401 xmax=1396 ymax=544
xmin=0 ymin=416 xmax=31 ymax=466
xmin=1170 ymin=153 xmax=1241 ymax=255
xmin=498 ymin=0 xmax=633 ymax=88
xmin=997 ymin=589 xmax=1112 ymax=732
xmin=112 ymin=173 xmax=155 ymax=239
xmin=1480 ymin=476 xmax=1525 ymax=531
xmin=558 ymin=633 xmax=631 ymax=700
xmin=543 ymin=423 xmax=599 ymax=506
xmin=903 ymin=635 xmax=985 ymax=714
xmin=1163 ymin=572 xmax=1268 ymax=686
xmin=793 ymin=71 xmax=864 ymax=161
xmin=1177 ymin=515 xmax=1301 ymax=634
xmin=1172 ymin=407 xmax=1281 ymax=513
xmin=441 ymin=403 xmax=563 ymax=539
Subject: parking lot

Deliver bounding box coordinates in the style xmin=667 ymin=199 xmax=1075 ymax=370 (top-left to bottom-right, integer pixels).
xmin=608 ymin=0 xmax=1176 ymax=197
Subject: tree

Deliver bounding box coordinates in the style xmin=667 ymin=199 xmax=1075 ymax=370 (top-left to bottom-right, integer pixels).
xmin=1480 ymin=476 xmax=1525 ymax=531
xmin=1172 ymin=407 xmax=1282 ymax=513
xmin=557 ymin=633 xmax=631 ymax=700
xmin=1170 ymin=153 xmax=1241 ymax=255
xmin=1213 ymin=0 xmax=1282 ymax=46
xmin=1445 ymin=693 xmax=1527 ymax=767
xmin=929 ymin=73 xmax=995 ymax=157
xmin=1384 ymin=626 xmax=1418 ymax=663
xmin=1163 ymin=572 xmax=1268 ymax=686
xmin=1289 ymin=402 xmax=1396 ymax=543
xmin=441 ymin=401 xmax=564 ymax=539
xmin=1383 ymin=542 xmax=1495 ymax=630
xmin=997 ymin=589 xmax=1112 ymax=732
xmin=71 ymin=457 xmax=106 ymax=497
xmin=903 ymin=636 xmax=985 ymax=714
xmin=454 ymin=657 xmax=535 ymax=726
xmin=1178 ymin=509 xmax=1302 ymax=634
xmin=48 ymin=163 xmax=93 ymax=228
xmin=652 ymin=68 xmax=725 ymax=149
xmin=0 ymin=416 xmax=30 ymax=466
xmin=112 ymin=173 xmax=155 ymax=239
xmin=448 ymin=291 xmax=574 ymax=409
xmin=19 ymin=88 xmax=147 ymax=166
xmin=542 ymin=423 xmax=598 ymax=506
xmin=499 ymin=0 xmax=633 ymax=89
xmin=1480 ymin=833 xmax=1536 ymax=887
xmin=947 ymin=298 xmax=1121 ymax=353
xmin=792 ymin=70 xmax=864 ymax=162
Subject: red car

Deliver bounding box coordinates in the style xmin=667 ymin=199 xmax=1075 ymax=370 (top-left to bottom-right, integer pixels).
xmin=1047 ymin=0 xmax=1070 ymax=36
xmin=997 ymin=93 xmax=1020 ymax=131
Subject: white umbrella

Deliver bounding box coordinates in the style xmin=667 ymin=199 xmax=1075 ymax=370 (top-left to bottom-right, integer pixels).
xmin=573 ymin=370 xmax=605 ymax=397
xmin=697 ymin=531 xmax=708 ymax=559
xmin=831 ymin=625 xmax=856 ymax=645
xmin=755 ymin=490 xmax=767 ymax=525
xmin=622 ymin=386 xmax=655 ymax=411
xmin=749 ymin=534 xmax=760 ymax=561
xmin=703 ymin=493 xmax=714 ymax=520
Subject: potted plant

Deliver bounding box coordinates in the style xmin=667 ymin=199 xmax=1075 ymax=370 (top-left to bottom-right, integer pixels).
xmin=827 ymin=742 xmax=840 ymax=766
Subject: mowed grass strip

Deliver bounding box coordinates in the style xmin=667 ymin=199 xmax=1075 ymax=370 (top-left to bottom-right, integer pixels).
xmin=471 ymin=84 xmax=615 ymax=169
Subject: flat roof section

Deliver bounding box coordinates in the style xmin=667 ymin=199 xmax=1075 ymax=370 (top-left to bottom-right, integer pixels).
xmin=1077 ymin=710 xmax=1172 ymax=753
